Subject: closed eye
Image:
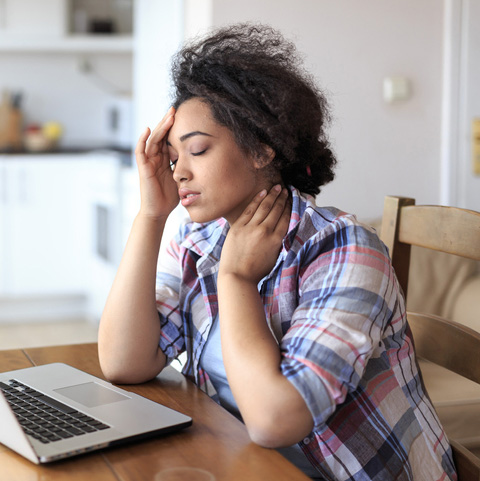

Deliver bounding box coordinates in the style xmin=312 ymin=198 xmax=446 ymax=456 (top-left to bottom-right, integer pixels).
xmin=192 ymin=149 xmax=207 ymax=156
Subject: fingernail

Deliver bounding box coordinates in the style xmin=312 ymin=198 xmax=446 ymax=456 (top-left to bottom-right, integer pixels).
xmin=274 ymin=184 xmax=281 ymax=192
xmin=258 ymin=189 xmax=267 ymax=198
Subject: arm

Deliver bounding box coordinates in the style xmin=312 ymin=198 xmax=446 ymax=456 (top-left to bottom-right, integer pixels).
xmin=98 ymin=108 xmax=178 ymax=384
xmin=217 ymin=186 xmax=313 ymax=448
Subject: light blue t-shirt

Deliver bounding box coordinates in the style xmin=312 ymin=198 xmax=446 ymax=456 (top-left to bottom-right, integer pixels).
xmin=199 ymin=315 xmax=322 ymax=480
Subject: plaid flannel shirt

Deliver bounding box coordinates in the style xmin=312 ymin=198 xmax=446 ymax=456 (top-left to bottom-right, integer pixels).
xmin=155 ymin=187 xmax=456 ymax=481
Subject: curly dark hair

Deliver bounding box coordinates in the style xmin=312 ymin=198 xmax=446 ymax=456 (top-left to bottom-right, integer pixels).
xmin=170 ymin=23 xmax=337 ymax=196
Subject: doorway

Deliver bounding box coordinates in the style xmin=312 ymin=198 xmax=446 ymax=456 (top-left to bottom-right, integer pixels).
xmin=442 ymin=0 xmax=480 ymax=210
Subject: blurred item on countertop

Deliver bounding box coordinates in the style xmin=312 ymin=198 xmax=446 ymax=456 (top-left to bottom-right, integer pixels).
xmin=0 ymin=90 xmax=23 ymax=152
xmin=23 ymin=121 xmax=64 ymax=153
xmin=0 ymin=88 xmax=65 ymax=153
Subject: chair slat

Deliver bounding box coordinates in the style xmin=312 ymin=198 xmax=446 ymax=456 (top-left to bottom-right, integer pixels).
xmin=408 ymin=312 xmax=480 ymax=385
xmin=451 ymin=439 xmax=480 ymax=481
xmin=380 ymin=196 xmax=415 ymax=295
xmin=398 ymin=205 xmax=480 ymax=260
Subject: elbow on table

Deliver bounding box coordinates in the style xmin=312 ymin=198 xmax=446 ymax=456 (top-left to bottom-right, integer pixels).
xmin=248 ymin=427 xmax=284 ymax=449
xmin=99 ymin=358 xmax=136 ymax=385
xmin=100 ymin=363 xmax=129 ymax=384
xmin=99 ymin=354 xmax=165 ymax=385
xmin=245 ymin=411 xmax=313 ymax=449
xmin=100 ymin=363 xmax=154 ymax=385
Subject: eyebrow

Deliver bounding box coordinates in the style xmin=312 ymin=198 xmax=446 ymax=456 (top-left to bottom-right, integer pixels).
xmin=166 ymin=131 xmax=213 ymax=146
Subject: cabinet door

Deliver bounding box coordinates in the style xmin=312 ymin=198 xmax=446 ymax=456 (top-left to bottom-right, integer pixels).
xmin=0 ymin=157 xmax=7 ymax=292
xmin=1 ymin=157 xmax=89 ymax=296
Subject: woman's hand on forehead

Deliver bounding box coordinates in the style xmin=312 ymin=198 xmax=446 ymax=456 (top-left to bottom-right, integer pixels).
xmin=135 ymin=107 xmax=179 ymax=219
xmin=145 ymin=106 xmax=176 ymax=159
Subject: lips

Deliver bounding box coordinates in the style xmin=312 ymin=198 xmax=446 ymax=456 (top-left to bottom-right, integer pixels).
xmin=178 ymin=188 xmax=201 ymax=207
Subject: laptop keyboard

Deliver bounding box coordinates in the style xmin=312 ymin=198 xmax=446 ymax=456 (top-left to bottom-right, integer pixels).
xmin=0 ymin=379 xmax=110 ymax=444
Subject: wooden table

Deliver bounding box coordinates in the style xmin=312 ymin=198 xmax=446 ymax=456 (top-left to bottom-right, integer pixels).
xmin=0 ymin=343 xmax=310 ymax=480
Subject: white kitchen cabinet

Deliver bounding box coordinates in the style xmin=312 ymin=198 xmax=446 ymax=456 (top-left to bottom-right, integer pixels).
xmin=0 ymin=155 xmax=90 ymax=297
xmin=83 ymin=152 xmax=124 ymax=322
xmin=0 ymin=0 xmax=133 ymax=53
xmin=0 ymin=152 xmax=127 ymax=322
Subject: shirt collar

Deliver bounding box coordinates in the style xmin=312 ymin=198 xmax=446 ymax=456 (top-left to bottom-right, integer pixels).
xmin=284 ymin=186 xmax=313 ymax=250
xmin=180 ymin=217 xmax=228 ymax=261
xmin=180 ymin=186 xmax=314 ymax=261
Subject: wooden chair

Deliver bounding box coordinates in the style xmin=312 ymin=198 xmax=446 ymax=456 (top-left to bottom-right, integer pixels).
xmin=381 ymin=196 xmax=480 ymax=480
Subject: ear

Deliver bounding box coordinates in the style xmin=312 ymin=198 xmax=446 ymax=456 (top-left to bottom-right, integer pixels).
xmin=253 ymin=145 xmax=276 ymax=169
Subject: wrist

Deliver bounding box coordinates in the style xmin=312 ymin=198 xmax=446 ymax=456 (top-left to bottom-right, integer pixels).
xmin=136 ymin=209 xmax=170 ymax=224
xmin=134 ymin=212 xmax=169 ymax=237
xmin=218 ymin=271 xmax=260 ymax=290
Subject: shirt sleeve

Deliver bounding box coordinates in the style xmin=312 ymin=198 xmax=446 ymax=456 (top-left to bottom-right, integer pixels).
xmin=156 ymin=224 xmax=188 ymax=365
xmin=280 ymin=216 xmax=400 ymax=430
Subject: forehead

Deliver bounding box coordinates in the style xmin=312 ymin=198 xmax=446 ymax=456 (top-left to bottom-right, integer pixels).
xmin=168 ymin=98 xmax=217 ymax=141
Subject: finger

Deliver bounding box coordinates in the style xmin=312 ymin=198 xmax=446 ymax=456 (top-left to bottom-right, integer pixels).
xmin=156 ymin=106 xmax=175 ymax=126
xmin=238 ymin=189 xmax=267 ymax=225
xmin=249 ymin=184 xmax=284 ymax=225
xmin=145 ymin=109 xmax=175 ymax=157
xmin=260 ymin=187 xmax=289 ymax=229
xmin=135 ymin=127 xmax=151 ymax=166
xmin=146 ymin=113 xmax=174 ymax=157
xmin=150 ymin=106 xmax=175 ymax=138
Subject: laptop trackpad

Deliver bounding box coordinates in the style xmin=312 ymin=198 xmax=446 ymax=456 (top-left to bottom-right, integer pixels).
xmin=54 ymin=382 xmax=130 ymax=408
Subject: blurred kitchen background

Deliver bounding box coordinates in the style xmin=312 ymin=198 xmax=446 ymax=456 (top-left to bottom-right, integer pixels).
xmin=0 ymin=0 xmax=479 ymax=348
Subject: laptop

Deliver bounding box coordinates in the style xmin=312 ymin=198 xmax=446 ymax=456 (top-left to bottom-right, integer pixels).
xmin=0 ymin=363 xmax=192 ymax=464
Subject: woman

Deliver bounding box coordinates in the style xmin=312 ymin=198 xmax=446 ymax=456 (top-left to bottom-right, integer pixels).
xmin=98 ymin=24 xmax=456 ymax=480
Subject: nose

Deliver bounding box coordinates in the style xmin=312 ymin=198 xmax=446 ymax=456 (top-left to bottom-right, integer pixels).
xmin=172 ymin=155 xmax=190 ymax=183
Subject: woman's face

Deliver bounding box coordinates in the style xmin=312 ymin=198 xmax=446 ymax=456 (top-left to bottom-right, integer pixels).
xmin=167 ymin=98 xmax=273 ymax=224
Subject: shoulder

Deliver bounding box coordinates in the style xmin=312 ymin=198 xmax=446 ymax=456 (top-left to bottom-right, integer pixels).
xmin=288 ymin=190 xmax=386 ymax=258
xmin=289 ymin=195 xmax=399 ymax=314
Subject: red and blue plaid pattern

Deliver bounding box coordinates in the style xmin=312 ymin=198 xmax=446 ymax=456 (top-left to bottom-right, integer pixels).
xmin=155 ymin=188 xmax=456 ymax=481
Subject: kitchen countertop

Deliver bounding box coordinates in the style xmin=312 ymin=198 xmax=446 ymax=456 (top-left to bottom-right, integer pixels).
xmin=0 ymin=145 xmax=132 ymax=155
xmin=0 ymin=146 xmax=133 ymax=165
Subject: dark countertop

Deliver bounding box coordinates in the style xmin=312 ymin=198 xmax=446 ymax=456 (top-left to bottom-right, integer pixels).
xmin=0 ymin=146 xmax=133 ymax=166
xmin=0 ymin=145 xmax=132 ymax=155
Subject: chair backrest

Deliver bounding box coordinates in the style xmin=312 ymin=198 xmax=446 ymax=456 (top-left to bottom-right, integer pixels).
xmin=380 ymin=196 xmax=480 ymax=480
xmin=380 ymin=196 xmax=480 ymax=296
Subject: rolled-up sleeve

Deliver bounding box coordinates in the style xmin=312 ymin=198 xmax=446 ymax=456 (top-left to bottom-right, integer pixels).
xmin=156 ymin=228 xmax=187 ymax=364
xmin=280 ymin=219 xmax=398 ymax=430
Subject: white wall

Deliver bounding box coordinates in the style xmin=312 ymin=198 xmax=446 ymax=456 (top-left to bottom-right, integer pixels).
xmin=190 ymin=0 xmax=444 ymax=221
xmin=0 ymin=52 xmax=132 ymax=147
xmin=133 ymin=0 xmax=184 ymax=137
